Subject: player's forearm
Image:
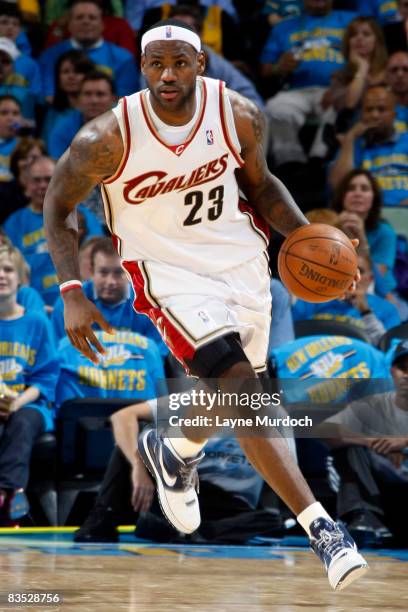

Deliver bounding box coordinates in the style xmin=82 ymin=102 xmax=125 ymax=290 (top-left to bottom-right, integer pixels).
xmin=253 ymin=174 xmax=308 ymax=236
xmin=44 ymin=198 xmax=81 ymax=282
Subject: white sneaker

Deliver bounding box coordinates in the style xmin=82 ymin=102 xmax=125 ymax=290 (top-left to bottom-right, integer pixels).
xmin=138 ymin=428 xmax=203 ymax=534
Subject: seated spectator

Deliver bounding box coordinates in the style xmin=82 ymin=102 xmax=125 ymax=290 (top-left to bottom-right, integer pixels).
xmin=0 ymin=136 xmax=46 ymax=223
xmin=0 ymin=243 xmax=59 ymax=526
xmin=78 ymin=235 xmax=104 ymax=280
xmin=329 ymin=85 xmax=408 ymax=207
xmin=48 ymin=70 xmax=116 ymax=160
xmin=0 ymin=232 xmax=45 ymax=312
xmin=74 ymin=394 xmax=297 ymax=543
xmin=0 ymin=37 xmax=41 ymax=121
xmin=41 ymin=49 xmax=95 ymax=151
xmin=168 ymin=4 xmax=265 ymax=110
xmin=292 ymin=252 xmax=401 ymax=345
xmin=331 ymin=168 xmax=408 ymax=318
xmin=3 ymin=156 xmax=103 ymax=307
xmin=0 ymin=2 xmax=32 ymax=56
xmin=0 ymin=94 xmax=22 ymax=183
xmin=55 ymin=329 xmax=167 ymax=408
xmin=52 ymin=236 xmax=167 ymax=355
xmin=262 ymin=0 xmax=302 ymax=28
xmin=39 ymin=0 xmax=139 ymax=101
xmin=44 ymin=0 xmax=137 ymax=57
xmin=260 ymin=0 xmax=355 ymax=168
xmin=127 ymin=1 xmax=242 ymax=62
xmin=325 ymin=17 xmax=387 ymax=138
xmin=383 ymin=0 xmax=408 ymax=54
xmin=269 ymin=335 xmax=387 ymax=404
xmin=318 ymin=340 xmax=408 ymax=546
xmin=386 ymin=51 xmax=408 ymax=133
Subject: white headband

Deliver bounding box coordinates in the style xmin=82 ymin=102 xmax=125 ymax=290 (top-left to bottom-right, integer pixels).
xmin=141 ymin=25 xmax=201 ymax=54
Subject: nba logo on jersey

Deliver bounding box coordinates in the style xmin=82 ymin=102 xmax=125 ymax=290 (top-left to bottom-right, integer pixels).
xmin=166 ymin=26 xmax=172 ymax=38
xmin=206 ymin=130 xmax=214 ymax=145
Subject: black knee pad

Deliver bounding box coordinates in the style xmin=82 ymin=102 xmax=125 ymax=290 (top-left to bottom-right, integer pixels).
xmin=184 ymin=332 xmax=249 ymax=379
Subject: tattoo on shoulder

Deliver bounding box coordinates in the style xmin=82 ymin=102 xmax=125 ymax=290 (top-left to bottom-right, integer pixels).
xmin=249 ymin=105 xmax=265 ymax=145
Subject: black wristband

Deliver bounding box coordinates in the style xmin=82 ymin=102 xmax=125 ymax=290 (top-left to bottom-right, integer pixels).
xmin=360 ymin=309 xmax=373 ymax=316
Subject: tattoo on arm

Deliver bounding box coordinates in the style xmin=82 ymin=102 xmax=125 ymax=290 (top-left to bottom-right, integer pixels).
xmin=252 ymin=176 xmax=309 ymax=236
xmin=44 ymin=113 xmax=123 ymax=282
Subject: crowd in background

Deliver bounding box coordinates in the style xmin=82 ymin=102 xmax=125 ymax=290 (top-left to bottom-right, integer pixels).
xmin=0 ymin=0 xmax=407 ymax=547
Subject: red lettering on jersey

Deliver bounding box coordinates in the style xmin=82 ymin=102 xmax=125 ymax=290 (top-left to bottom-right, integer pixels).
xmin=122 ymin=155 xmax=230 ymax=204
xmin=124 ymin=171 xmax=167 ymax=204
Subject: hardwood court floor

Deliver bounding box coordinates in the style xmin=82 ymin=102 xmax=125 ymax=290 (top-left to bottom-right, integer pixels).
xmin=0 ymin=531 xmax=407 ymax=611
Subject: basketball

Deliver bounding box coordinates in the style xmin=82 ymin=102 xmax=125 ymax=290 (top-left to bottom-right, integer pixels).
xmin=278 ymin=224 xmax=357 ymax=303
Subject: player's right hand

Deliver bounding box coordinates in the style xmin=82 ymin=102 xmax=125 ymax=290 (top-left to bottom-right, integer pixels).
xmin=63 ymin=289 xmax=114 ymax=364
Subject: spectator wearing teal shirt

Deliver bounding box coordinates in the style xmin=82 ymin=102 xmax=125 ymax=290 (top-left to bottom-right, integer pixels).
xmin=260 ymin=0 xmax=355 ymax=165
xmin=3 ymin=156 xmax=103 ymax=306
xmin=41 ymin=49 xmax=95 ymax=151
xmin=51 ymin=237 xmax=168 ymax=357
xmin=0 ymin=94 xmax=21 ymax=183
xmin=0 ymin=244 xmax=59 ymax=525
xmin=48 ymin=70 xmax=116 ymax=160
xmin=39 ymin=0 xmax=139 ymax=100
xmin=357 ymin=0 xmax=398 ymax=25
xmin=332 ymin=169 xmax=399 ymax=297
xmin=385 ymin=51 xmax=408 ymax=134
xmin=0 ymin=2 xmax=31 ymax=55
xmin=329 ymin=86 xmax=408 ymax=207
xmin=55 ymin=330 xmax=167 ymax=408
xmin=0 ymin=37 xmax=42 ymax=120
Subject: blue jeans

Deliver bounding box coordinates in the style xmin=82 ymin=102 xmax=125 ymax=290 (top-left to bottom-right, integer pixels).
xmin=0 ymin=408 xmax=45 ymax=490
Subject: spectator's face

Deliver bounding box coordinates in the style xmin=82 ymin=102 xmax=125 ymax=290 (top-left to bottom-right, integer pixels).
xmin=391 ymin=356 xmax=408 ymax=398
xmin=0 ymin=15 xmax=20 ymax=41
xmin=361 ymin=88 xmax=395 ymax=132
xmin=142 ymin=42 xmax=205 ymax=114
xmin=304 ymin=0 xmax=332 ymax=16
xmin=342 ymin=174 xmax=374 ymax=218
xmin=398 ymin=0 xmax=408 ymax=20
xmin=0 ymin=99 xmax=21 ymax=139
xmin=17 ymin=145 xmax=43 ymax=186
xmin=78 ymin=79 xmax=115 ymax=120
xmin=58 ymin=59 xmax=86 ymax=94
xmin=386 ymin=53 xmax=408 ymax=96
xmin=348 ymin=22 xmax=376 ymax=59
xmin=68 ymin=2 xmax=103 ymax=46
xmin=25 ymin=158 xmax=55 ymax=209
xmin=356 ymin=255 xmax=373 ymax=290
xmin=92 ymin=252 xmax=127 ymax=304
xmin=0 ymin=50 xmax=13 ymax=83
xmin=0 ymin=255 xmax=19 ymax=300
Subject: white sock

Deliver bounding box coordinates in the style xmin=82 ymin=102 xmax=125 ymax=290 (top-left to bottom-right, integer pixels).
xmin=165 ymin=435 xmax=207 ymax=459
xmin=297 ymin=502 xmax=333 ymax=537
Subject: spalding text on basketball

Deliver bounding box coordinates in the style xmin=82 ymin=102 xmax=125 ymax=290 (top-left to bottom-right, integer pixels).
xmin=298 ymin=262 xmax=349 ymax=289
xmin=123 ymin=153 xmax=229 ymax=204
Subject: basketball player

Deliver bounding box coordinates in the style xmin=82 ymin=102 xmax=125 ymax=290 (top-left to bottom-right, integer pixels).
xmin=43 ymin=19 xmax=367 ymax=590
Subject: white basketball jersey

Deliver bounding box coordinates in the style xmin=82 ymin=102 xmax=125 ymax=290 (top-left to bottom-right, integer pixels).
xmin=101 ymin=76 xmax=268 ymax=274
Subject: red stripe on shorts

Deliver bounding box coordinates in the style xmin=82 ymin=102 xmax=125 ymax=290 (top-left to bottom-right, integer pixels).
xmin=122 ymin=260 xmax=196 ymax=370
xmin=238 ymin=198 xmax=270 ymax=244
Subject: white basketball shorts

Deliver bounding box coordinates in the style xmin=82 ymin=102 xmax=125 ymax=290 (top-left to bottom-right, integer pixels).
xmin=122 ymin=253 xmax=272 ymax=373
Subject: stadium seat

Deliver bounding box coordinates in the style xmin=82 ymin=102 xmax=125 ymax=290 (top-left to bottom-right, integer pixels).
xmin=381 ymin=207 xmax=408 ymax=239
xmin=28 ymin=432 xmax=57 ymax=526
xmin=56 ymin=398 xmax=132 ymax=525
xmin=378 ymin=322 xmax=408 ymax=351
xmin=294 ymin=319 xmax=371 ymax=343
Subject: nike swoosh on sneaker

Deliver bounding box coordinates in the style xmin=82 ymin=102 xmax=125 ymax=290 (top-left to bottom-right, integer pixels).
xmin=159 ymin=445 xmax=177 ymax=487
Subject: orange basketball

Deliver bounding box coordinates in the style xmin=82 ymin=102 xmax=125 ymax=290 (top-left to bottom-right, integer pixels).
xmin=278 ymin=223 xmax=357 ymax=303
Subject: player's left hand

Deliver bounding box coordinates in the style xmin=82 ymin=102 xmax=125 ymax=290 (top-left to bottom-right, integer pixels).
xmin=339 ymin=238 xmax=360 ymax=299
xmin=131 ymin=462 xmax=155 ymax=512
